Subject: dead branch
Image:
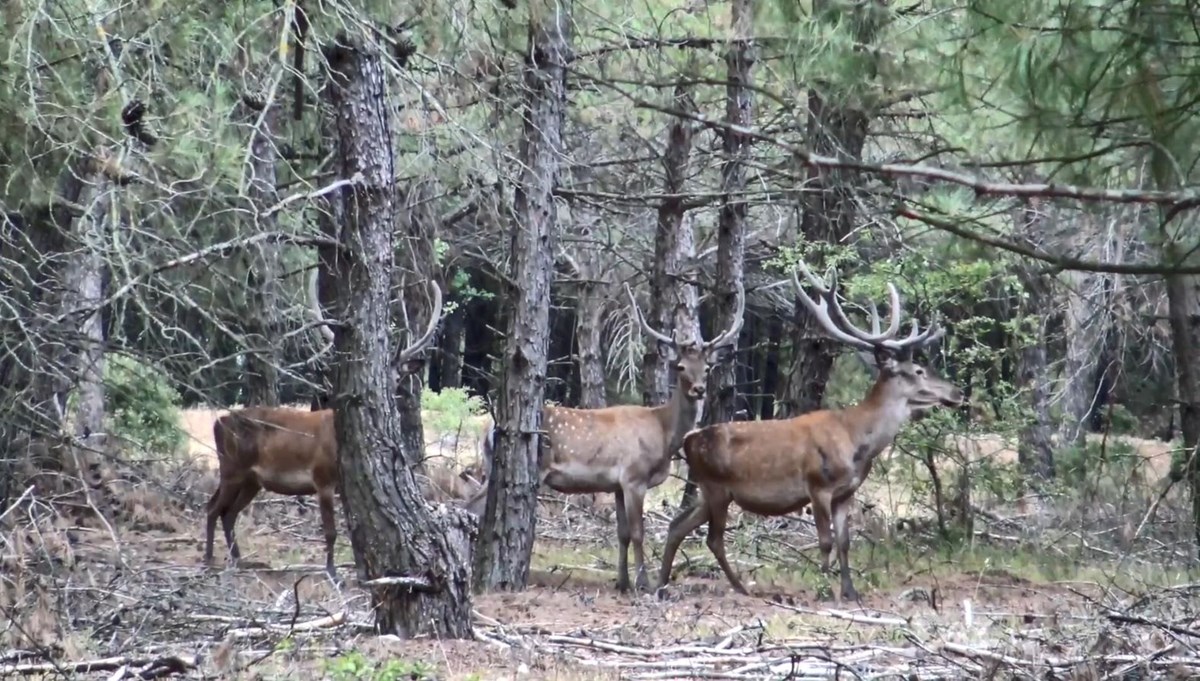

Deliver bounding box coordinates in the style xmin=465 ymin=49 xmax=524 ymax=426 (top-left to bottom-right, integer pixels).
xmin=0 ymin=654 xmax=197 ymax=678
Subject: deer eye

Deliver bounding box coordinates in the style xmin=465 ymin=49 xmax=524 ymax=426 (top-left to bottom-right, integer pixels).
xmin=914 ymin=367 xmax=926 ymax=377
xmin=675 ymin=363 xmax=685 ymax=372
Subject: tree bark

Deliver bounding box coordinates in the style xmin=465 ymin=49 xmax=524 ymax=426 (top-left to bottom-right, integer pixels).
xmin=686 ymin=0 xmax=754 ymax=507
xmin=781 ymin=0 xmax=882 ymax=417
xmin=67 ymin=181 xmax=111 ymax=447
xmin=461 ymin=268 xmax=497 ymax=399
xmin=574 ymin=255 xmax=607 ymax=409
xmin=323 ymin=32 xmax=473 ymax=637
xmin=309 ymin=94 xmax=347 ymax=413
xmin=395 ymin=179 xmax=439 ymax=468
xmin=473 ymin=0 xmax=570 ymax=591
xmin=1012 ymin=198 xmax=1056 ymax=481
xmin=707 ymin=7 xmax=754 ymax=423
xmin=238 ymin=96 xmax=283 ymax=408
xmin=1164 ymin=270 xmax=1200 ymax=552
xmin=760 ymin=315 xmax=781 ymax=419
xmin=643 ymin=83 xmax=701 ymax=407
xmin=432 ymin=301 xmax=465 ymax=391
xmin=1015 ymin=283 xmax=1056 ymax=481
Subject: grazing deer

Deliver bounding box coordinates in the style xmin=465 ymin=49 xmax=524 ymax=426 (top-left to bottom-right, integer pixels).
xmin=474 ymin=284 xmax=745 ymax=592
xmin=203 ymin=282 xmax=461 ymax=578
xmin=657 ymin=262 xmax=965 ymax=601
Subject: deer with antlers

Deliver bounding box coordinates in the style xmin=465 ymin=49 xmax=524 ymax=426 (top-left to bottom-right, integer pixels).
xmin=473 ymin=284 xmax=745 ymax=592
xmin=202 ymin=281 xmax=462 ymax=578
xmin=657 ymin=262 xmax=965 ymax=601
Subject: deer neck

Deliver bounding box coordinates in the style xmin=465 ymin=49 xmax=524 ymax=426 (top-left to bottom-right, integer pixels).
xmin=843 ymin=380 xmax=911 ymax=471
xmin=657 ymin=386 xmax=701 ymax=458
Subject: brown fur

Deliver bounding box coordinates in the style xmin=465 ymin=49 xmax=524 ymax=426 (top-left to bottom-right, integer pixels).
xmin=470 ymin=285 xmax=744 ymax=592
xmin=204 ymin=407 xmax=485 ymax=577
xmin=204 ymin=281 xmax=454 ymax=577
xmin=658 ymin=266 xmax=966 ymax=602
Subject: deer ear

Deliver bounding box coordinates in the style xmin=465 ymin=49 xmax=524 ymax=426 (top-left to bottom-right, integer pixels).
xmin=657 ymin=340 xmax=678 ymax=361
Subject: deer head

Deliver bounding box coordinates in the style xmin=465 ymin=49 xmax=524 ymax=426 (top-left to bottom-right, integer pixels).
xmin=624 ymin=284 xmax=744 ymax=400
xmin=791 ymin=261 xmax=965 ymax=411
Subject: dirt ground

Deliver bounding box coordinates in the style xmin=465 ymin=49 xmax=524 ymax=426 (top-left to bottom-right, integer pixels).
xmin=2 ymin=407 xmax=1197 ymax=680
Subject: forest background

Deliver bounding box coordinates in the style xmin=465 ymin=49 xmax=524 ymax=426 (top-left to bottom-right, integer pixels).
xmin=3 ymin=0 xmax=1200 ymax=678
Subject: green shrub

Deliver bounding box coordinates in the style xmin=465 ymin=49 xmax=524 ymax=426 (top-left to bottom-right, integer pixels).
xmin=104 ymin=354 xmax=186 ymax=456
xmin=421 ymin=386 xmax=487 ymax=437
xmin=322 ymin=650 xmax=436 ymax=681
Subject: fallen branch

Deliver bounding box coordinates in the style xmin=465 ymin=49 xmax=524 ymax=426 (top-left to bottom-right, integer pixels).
xmin=1106 ymin=612 xmax=1200 ymax=641
xmin=361 ymin=575 xmax=434 ymax=590
xmin=226 ymin=612 xmax=346 ymax=640
xmin=767 ymin=600 xmax=910 ymax=627
xmin=0 ymin=654 xmax=197 ymax=678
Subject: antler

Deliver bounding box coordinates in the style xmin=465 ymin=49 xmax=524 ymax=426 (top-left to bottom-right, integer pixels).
xmin=308 ymin=267 xmax=336 ymax=347
xmin=625 ymin=283 xmax=677 ymax=348
xmin=791 ymin=261 xmax=943 ymax=356
xmin=702 ymin=289 xmax=745 ymax=352
xmin=396 ymin=280 xmax=444 ymax=365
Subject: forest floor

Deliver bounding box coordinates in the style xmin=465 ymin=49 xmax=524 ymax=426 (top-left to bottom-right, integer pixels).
xmin=2 ymin=406 xmax=1199 ymax=680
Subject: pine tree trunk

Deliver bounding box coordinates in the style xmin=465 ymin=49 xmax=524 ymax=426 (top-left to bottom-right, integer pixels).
xmin=239 ymin=96 xmax=282 ymax=408
xmin=687 ymin=0 xmax=754 ymax=507
xmin=1164 ymin=271 xmax=1200 ymax=554
xmin=760 ymin=315 xmax=781 ymax=419
xmin=67 ymin=181 xmax=110 ymax=447
xmin=461 ymin=269 xmax=497 ymax=399
xmin=473 ymin=0 xmax=570 ymax=591
xmin=323 ymin=33 xmax=473 ymax=637
xmin=396 ymin=180 xmax=439 ymax=468
xmin=1012 ymin=198 xmax=1056 ymax=482
xmin=575 ymin=276 xmax=607 ymax=409
xmin=644 ymin=83 xmax=700 ymax=407
xmin=781 ymin=0 xmax=882 ymax=417
xmin=433 ymin=302 xmax=465 ymax=391
xmin=311 ymin=114 xmax=343 ymax=412
xmin=1015 ymin=285 xmax=1056 ymax=481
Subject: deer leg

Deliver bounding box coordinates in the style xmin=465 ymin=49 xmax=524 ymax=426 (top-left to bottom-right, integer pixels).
xmin=318 ymin=488 xmax=338 ymax=578
xmin=221 ymin=480 xmax=261 ymax=566
xmin=704 ymin=491 xmax=748 ymax=596
xmin=658 ymin=501 xmax=709 ymax=592
xmin=832 ymin=500 xmax=859 ymax=603
xmin=613 ymin=488 xmax=632 ymax=592
xmin=810 ymin=489 xmax=835 ymax=571
xmin=810 ymin=490 xmax=836 ymax=600
xmin=622 ymin=486 xmax=650 ymax=592
xmin=204 ymin=483 xmax=236 ymax=565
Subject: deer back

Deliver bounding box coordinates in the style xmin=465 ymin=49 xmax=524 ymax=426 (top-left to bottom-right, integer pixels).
xmin=219 ymin=407 xmax=336 ymax=494
xmin=543 ymin=404 xmax=672 ymax=469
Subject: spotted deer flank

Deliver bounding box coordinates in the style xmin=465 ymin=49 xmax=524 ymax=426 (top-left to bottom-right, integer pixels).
xmin=476 ymin=283 xmax=745 ymax=592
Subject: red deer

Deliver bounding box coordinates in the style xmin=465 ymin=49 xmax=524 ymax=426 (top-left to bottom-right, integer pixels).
xmin=473 ymin=284 xmax=745 ymax=592
xmin=657 ymin=262 xmax=965 ymax=601
xmin=202 ymin=282 xmax=464 ymax=578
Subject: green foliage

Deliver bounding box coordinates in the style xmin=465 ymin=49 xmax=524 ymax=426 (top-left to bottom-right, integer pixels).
xmin=104 ymin=354 xmax=186 ymax=457
xmin=1055 ymin=437 xmax=1142 ymax=488
xmin=322 ymin=650 xmax=437 ymax=681
xmin=421 ymin=387 xmax=487 ymax=436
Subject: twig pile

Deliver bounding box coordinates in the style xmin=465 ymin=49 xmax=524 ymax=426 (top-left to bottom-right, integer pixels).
xmin=482 ymin=623 xmax=1200 ymax=680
